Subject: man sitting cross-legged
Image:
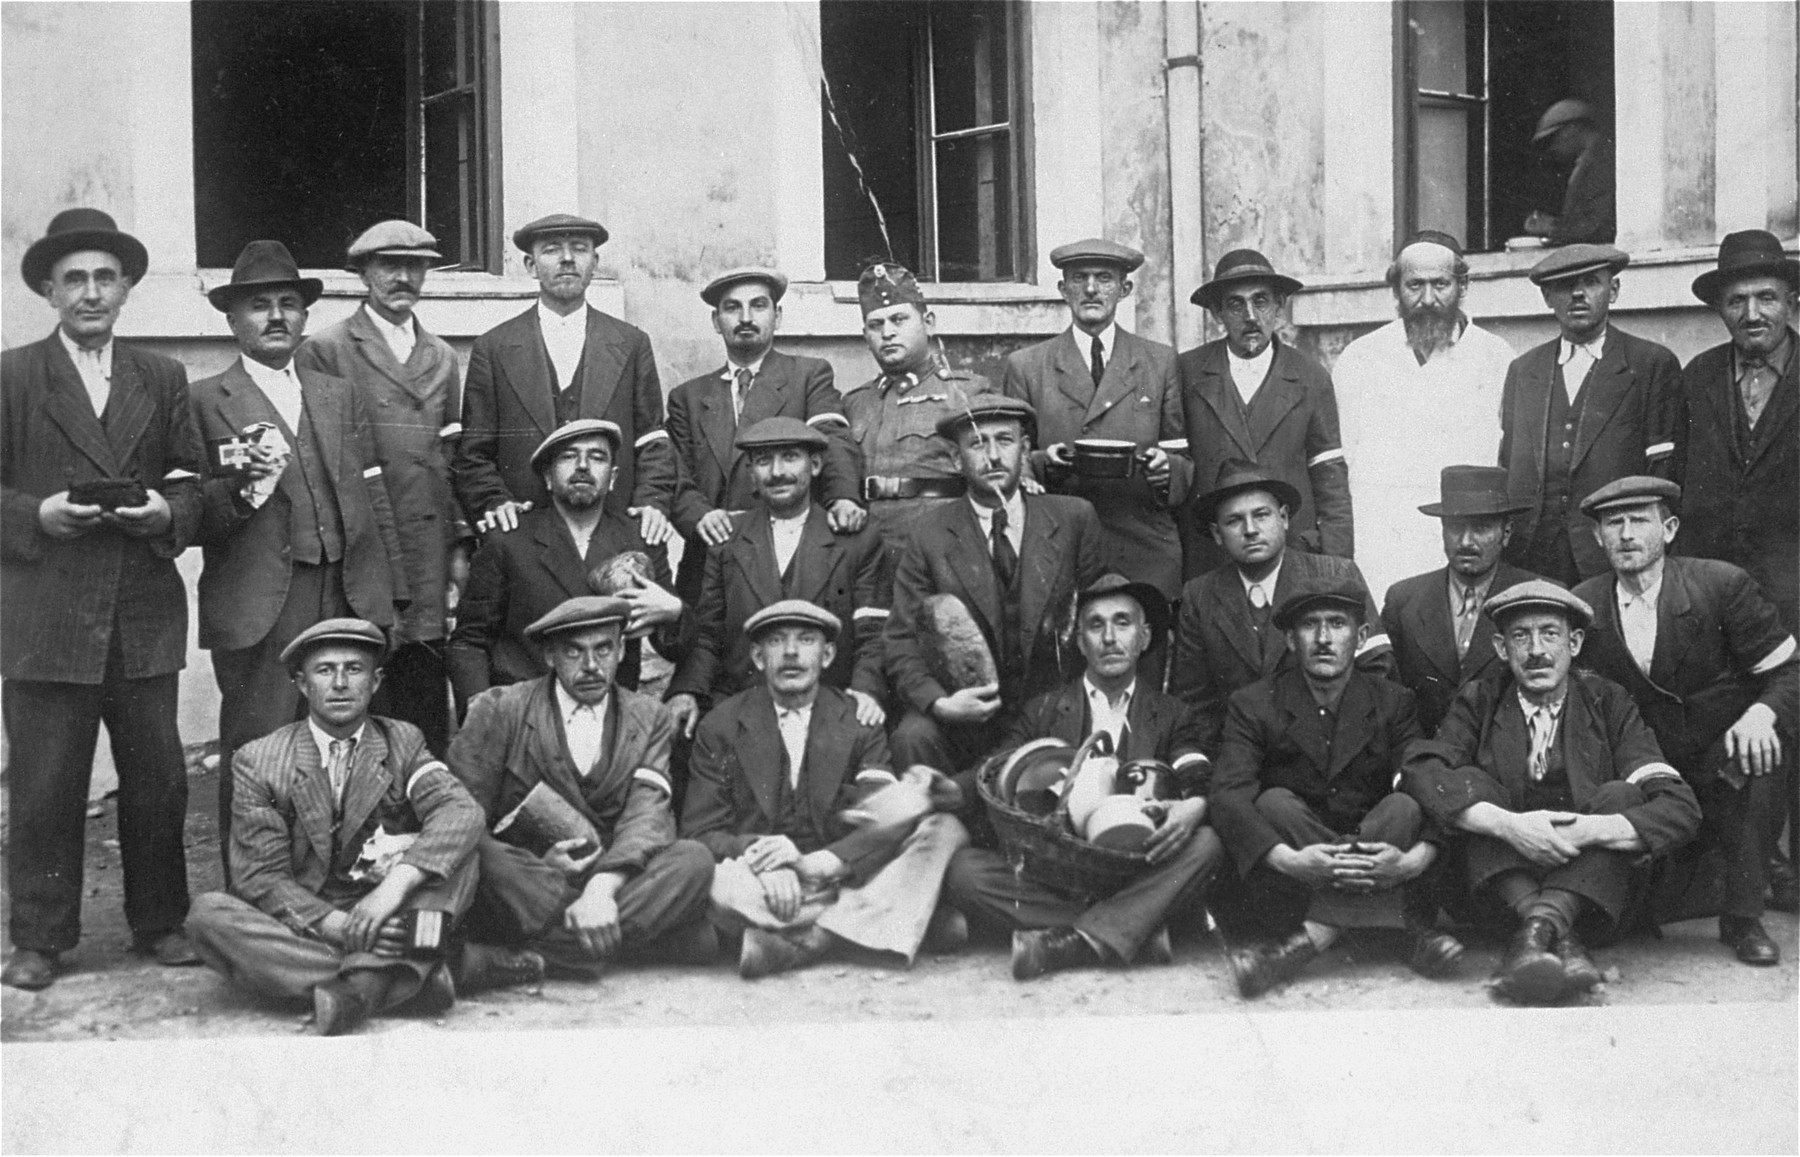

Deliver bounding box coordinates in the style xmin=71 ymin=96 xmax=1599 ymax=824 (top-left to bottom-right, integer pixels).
xmin=449 ymin=596 xmax=716 ymax=979
xmin=944 ymin=574 xmax=1225 ymax=980
xmin=682 ymin=600 xmax=970 ymax=979
xmin=188 ymin=619 xmax=543 ymax=1037
xmin=1210 ymin=586 xmax=1462 ymax=999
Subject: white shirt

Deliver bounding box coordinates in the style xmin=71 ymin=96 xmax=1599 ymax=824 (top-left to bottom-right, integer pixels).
xmin=1616 ymin=565 xmax=1664 ymax=675
xmin=720 ymin=354 xmax=769 ymax=423
xmin=363 ymin=304 xmax=417 ymax=366
xmin=1069 ymin=323 xmax=1118 ymax=378
xmin=308 ymin=719 xmax=367 ymax=805
xmin=775 ymin=701 xmax=813 ymax=788
xmin=58 ymin=329 xmax=113 ymax=418
xmin=1083 ymin=676 xmax=1136 ymax=750
xmin=1558 ymin=331 xmax=1606 ymax=404
xmin=771 ymin=508 xmax=808 ymax=575
xmin=240 ymin=355 xmax=305 ymax=435
xmin=1226 ymin=342 xmax=1275 ymax=407
xmin=555 ymin=681 xmax=609 ymax=777
xmin=969 ymin=490 xmax=1026 ymax=557
xmin=1239 ymin=556 xmax=1284 ymax=611
xmin=537 ymin=302 xmax=589 ymax=393
xmin=1518 ymin=690 xmax=1567 ymax=782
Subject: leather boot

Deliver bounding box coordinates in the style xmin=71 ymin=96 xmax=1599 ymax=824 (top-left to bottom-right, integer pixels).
xmin=739 ymin=926 xmax=832 ymax=979
xmin=1 ymin=949 xmax=58 ymax=991
xmin=1139 ymin=926 xmax=1175 ymax=967
xmin=1558 ymin=929 xmax=1602 ymax=992
xmin=1011 ymin=927 xmax=1101 ymax=980
xmin=312 ymin=970 xmax=389 ymax=1037
xmin=1719 ymin=915 xmax=1780 ymax=966
xmin=1406 ymin=930 xmax=1465 ymax=978
xmin=1496 ymin=917 xmax=1566 ymax=1005
xmin=923 ymin=906 xmax=970 ymax=955
xmin=1228 ymin=929 xmax=1319 ymax=999
xmin=455 ymin=943 xmax=548 ymax=993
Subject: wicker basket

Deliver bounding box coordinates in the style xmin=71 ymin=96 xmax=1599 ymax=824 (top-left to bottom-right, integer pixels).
xmin=976 ymin=745 xmax=1152 ymax=904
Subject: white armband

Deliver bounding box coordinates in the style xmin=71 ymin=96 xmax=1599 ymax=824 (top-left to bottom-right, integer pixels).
xmin=1307 ymin=448 xmax=1346 ymax=468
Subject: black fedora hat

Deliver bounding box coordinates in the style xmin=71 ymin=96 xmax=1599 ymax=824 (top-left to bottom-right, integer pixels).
xmin=1692 ymin=230 xmax=1799 ymax=305
xmin=21 ymin=208 xmax=149 ymax=290
xmin=1418 ymin=466 xmax=1533 ymax=519
xmin=207 ymin=241 xmax=324 ymax=312
xmin=1075 ymin=572 xmax=1171 ymax=648
xmin=1193 ymin=459 xmax=1303 ymax=526
xmin=1190 ymin=248 xmax=1303 ymax=309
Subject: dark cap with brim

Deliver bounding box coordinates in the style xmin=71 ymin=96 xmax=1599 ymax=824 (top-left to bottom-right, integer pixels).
xmin=1484 ymin=580 xmax=1593 ymax=630
xmin=21 ymin=208 xmax=149 ymax=289
xmin=736 ymin=415 xmax=828 ymax=453
xmin=1418 ymin=465 xmax=1533 ymax=518
xmin=1050 ymin=238 xmax=1146 ymax=274
xmin=531 ymin=419 xmax=624 ymax=474
xmin=1193 ymin=459 xmax=1303 ymax=526
xmin=1529 ymin=243 xmax=1629 ymax=286
xmin=934 ymin=395 xmax=1038 ymax=443
xmin=345 ymin=220 xmax=442 ymax=270
xmin=207 ymin=240 xmax=324 ymax=312
xmin=513 ymin=213 xmax=609 ymax=253
xmin=1076 ymin=573 xmax=1170 ymax=644
xmin=743 ymin=598 xmax=841 ymax=642
xmin=1691 ymin=229 xmax=1800 ymax=305
xmin=701 ymin=266 xmax=788 ymax=306
xmin=1271 ymin=584 xmax=1367 ymax=632
xmin=1579 ymin=475 xmax=1682 ymax=518
xmin=279 ymin=618 xmax=388 ymax=670
xmin=1191 ymin=248 xmax=1304 ymax=309
xmin=525 ymin=596 xmax=632 ymax=643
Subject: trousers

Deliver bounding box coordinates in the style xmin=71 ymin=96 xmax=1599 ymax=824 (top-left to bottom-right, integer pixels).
xmin=1465 ymin=778 xmax=1647 ymax=932
xmin=1236 ymin=789 xmax=1428 ymax=934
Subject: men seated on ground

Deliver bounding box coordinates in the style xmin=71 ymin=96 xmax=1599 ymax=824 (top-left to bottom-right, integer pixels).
xmin=1172 ymin=460 xmax=1390 ymax=755
xmin=448 ymin=596 xmax=716 ymax=979
xmin=666 ymin=417 xmax=890 ymax=741
xmin=1382 ymin=466 xmax=1539 ymax=736
xmin=682 ymin=600 xmax=969 ymax=979
xmin=187 ymin=619 xmax=540 ymax=1037
xmin=1572 ymin=477 xmax=1798 ymax=965
xmin=886 ymin=395 xmax=1104 ymax=781
xmin=1210 ymin=586 xmax=1460 ymax=999
xmin=449 ymin=419 xmax=686 ymax=714
xmin=943 ymin=574 xmax=1223 ymax=980
xmin=1402 ymin=581 xmax=1701 ymax=1006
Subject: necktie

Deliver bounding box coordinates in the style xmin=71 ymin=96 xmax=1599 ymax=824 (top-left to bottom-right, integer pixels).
xmin=327 ymin=737 xmax=353 ymax=804
xmin=990 ymin=505 xmax=1017 ymax=589
xmin=1090 ymin=336 xmax=1106 ymax=387
xmin=1454 ymin=584 xmax=1478 ymax=657
xmin=735 ymin=367 xmax=754 ymax=414
xmin=1739 ymin=358 xmax=1776 ymax=427
xmin=1527 ymin=707 xmax=1553 ymax=782
xmin=1248 ymin=582 xmax=1271 ymax=631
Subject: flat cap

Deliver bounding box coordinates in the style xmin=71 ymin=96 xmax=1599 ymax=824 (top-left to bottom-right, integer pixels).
xmin=857 ymin=261 xmax=927 ymax=317
xmin=1272 ymin=583 xmax=1367 ymax=631
xmin=1533 ymin=98 xmax=1594 ymax=143
xmin=934 ymin=394 xmax=1037 ymax=442
xmin=279 ymin=617 xmax=387 ymax=670
xmin=1579 ymin=475 xmax=1682 ymax=517
xmin=1076 ymin=573 xmax=1170 ymax=642
xmin=531 ymin=419 xmax=623 ymax=474
xmin=1049 ymin=238 xmax=1145 ymax=273
xmin=513 ymin=213 xmax=609 ymax=253
xmin=1484 ymin=580 xmax=1593 ymax=630
xmin=1529 ymin=243 xmax=1629 ymax=286
xmin=735 ymin=415 xmax=828 ymax=453
xmin=525 ymin=595 xmax=632 ymax=643
xmin=744 ymin=598 xmax=842 ymax=641
xmin=345 ymin=220 xmax=441 ymax=269
xmin=701 ymin=266 xmax=788 ymax=307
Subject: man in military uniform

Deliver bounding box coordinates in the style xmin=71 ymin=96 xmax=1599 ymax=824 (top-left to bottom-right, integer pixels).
xmin=842 ymin=261 xmax=995 ymax=556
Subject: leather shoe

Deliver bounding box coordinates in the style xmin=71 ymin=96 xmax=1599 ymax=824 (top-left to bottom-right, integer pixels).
xmin=455 ymin=943 xmax=547 ymax=993
xmin=1139 ymin=926 xmax=1174 ymax=967
xmin=1228 ymin=930 xmax=1319 ymax=999
xmin=922 ymin=906 xmax=969 ymax=955
xmin=1767 ymin=864 xmax=1799 ymax=915
xmin=2 ymin=949 xmax=58 ymax=991
xmin=1557 ymin=930 xmax=1603 ymax=992
xmin=1497 ymin=917 xmax=1567 ymax=1005
xmin=312 ymin=979 xmax=372 ymax=1037
xmin=739 ymin=926 xmax=832 ymax=979
xmin=1719 ymin=916 xmax=1780 ymax=966
xmin=134 ymin=931 xmax=202 ymax=967
xmin=1406 ymin=930 xmax=1465 ymax=978
xmin=654 ymin=920 xmax=720 ymax=967
xmin=410 ymin=965 xmax=457 ymax=1016
xmin=1011 ymin=927 xmax=1101 ymax=980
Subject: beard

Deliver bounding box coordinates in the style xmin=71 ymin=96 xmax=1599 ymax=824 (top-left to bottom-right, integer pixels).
xmin=1398 ymin=297 xmax=1462 ymax=358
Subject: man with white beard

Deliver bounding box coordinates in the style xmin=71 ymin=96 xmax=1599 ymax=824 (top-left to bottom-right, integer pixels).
xmin=1333 ymin=232 xmax=1516 ymax=599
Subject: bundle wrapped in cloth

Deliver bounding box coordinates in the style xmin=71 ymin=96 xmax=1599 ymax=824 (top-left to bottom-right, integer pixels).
xmin=916 ymin=594 xmax=998 ymax=691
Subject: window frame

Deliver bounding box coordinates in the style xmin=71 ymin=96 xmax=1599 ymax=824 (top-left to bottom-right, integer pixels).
xmin=404 ymin=0 xmax=505 ymax=273
xmin=1395 ymin=0 xmax=1493 ymax=252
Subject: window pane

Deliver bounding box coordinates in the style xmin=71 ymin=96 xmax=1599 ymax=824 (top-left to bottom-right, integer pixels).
xmin=425 ymin=95 xmax=478 ymax=266
xmin=1415 ymin=104 xmax=1470 ymax=242
xmin=934 ymin=133 xmax=1014 ymax=282
xmin=819 ymin=0 xmax=925 ymax=279
xmin=422 ymin=0 xmax=468 ymax=95
xmin=1412 ymin=0 xmax=1472 ymax=95
xmin=930 ymin=1 xmax=1010 ymax=134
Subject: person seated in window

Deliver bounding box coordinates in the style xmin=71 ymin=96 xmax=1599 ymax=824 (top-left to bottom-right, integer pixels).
xmin=1523 ymin=99 xmax=1616 ymax=246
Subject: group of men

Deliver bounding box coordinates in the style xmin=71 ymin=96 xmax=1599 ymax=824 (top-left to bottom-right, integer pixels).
xmin=2 ymin=199 xmax=1794 ymax=1032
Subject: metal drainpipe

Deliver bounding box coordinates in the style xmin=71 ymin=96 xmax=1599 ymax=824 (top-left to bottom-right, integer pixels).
xmin=1165 ymin=1 xmax=1205 ymax=352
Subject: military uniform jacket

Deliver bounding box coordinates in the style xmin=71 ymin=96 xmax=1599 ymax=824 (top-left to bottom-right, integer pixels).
xmin=450 ymin=676 xmax=679 ymax=881
xmin=1 ymin=333 xmax=204 ymax=682
xmin=843 ymin=364 xmax=994 ymax=485
xmin=667 ymin=502 xmax=889 ymax=707
xmin=452 ymin=305 xmax=676 ymax=524
xmin=1380 ymin=561 xmax=1540 ymax=736
xmin=1401 ymin=670 xmax=1700 ymax=856
xmin=1000 ymin=678 xmax=1210 ymax=795
xmin=1498 ymin=324 xmax=1681 ymax=578
xmin=1003 ymin=329 xmax=1191 ymax=598
xmin=296 ymin=307 xmax=466 ymax=643
xmin=190 ymin=360 xmax=409 ymax=652
xmin=1211 ymin=666 xmax=1422 ymax=876
xmin=229 ymin=716 xmax=483 ymax=934
xmin=1178 ymin=338 xmax=1353 ymax=567
xmin=1574 ymin=556 xmax=1799 ymax=783
xmin=666 ymin=349 xmax=861 ymax=532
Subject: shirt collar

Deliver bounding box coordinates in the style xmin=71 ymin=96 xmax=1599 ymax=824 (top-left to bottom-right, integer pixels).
xmin=1617 ymin=563 xmax=1665 ymax=609
xmin=308 ymin=718 xmax=367 ymax=761
xmin=1736 ymin=330 xmax=1795 ymax=377
xmin=57 ymin=328 xmax=113 ymax=374
xmin=555 ymin=680 xmax=609 ymax=723
xmin=775 ymin=700 xmax=814 ymax=721
xmin=1071 ymin=323 xmax=1119 ymax=358
xmin=1517 ymin=688 xmax=1568 ymax=720
xmin=1239 ymin=556 xmax=1283 ymax=599
xmin=721 ymin=354 xmax=768 ymax=381
xmin=1558 ymin=330 xmax=1606 ymax=363
xmin=240 ymin=354 xmax=298 ymax=390
xmin=1083 ymin=674 xmax=1137 ymax=710
xmin=362 ymin=303 xmax=416 ymax=341
xmin=968 ymin=489 xmax=1025 ymax=532
xmin=537 ymin=301 xmax=588 ymax=331
xmin=771 ymin=504 xmax=811 ymax=529
xmin=1448 ymin=567 xmax=1498 ymax=603
xmin=1226 ymin=340 xmax=1275 ymax=378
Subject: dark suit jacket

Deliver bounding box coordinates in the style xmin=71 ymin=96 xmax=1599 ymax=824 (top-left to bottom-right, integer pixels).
xmin=296 ymin=307 xmax=465 ymax=643
xmin=1000 ymin=678 xmax=1209 ymax=794
xmin=1402 ymin=670 xmax=1701 ymax=857
xmin=450 ymin=676 xmax=679 ymax=881
xmin=452 ymin=305 xmax=676 ymax=523
xmin=1574 ymin=556 xmax=1799 ymax=783
xmin=885 ymin=494 xmax=1105 ymax=714
xmin=1003 ymin=329 xmax=1191 ymax=598
xmin=666 ymin=349 xmax=861 ymax=530
xmin=1211 ymin=666 xmax=1422 ymax=876
xmin=680 ymin=684 xmax=897 ymax=883
xmin=1 ymin=333 xmax=203 ymax=682
xmin=1498 ymin=324 xmax=1682 ymax=579
xmin=189 ymin=359 xmax=408 ymax=652
xmin=1177 ymin=338 xmax=1353 ymax=569
xmin=667 ymin=502 xmax=889 ymax=706
xmin=229 ymin=716 xmax=483 ymax=933
xmin=1381 ymin=562 xmax=1539 ymax=736
xmin=1171 ymin=548 xmax=1392 ymax=753
xmin=1671 ymin=332 xmax=1798 ymax=629
xmin=446 ymin=505 xmax=684 ymax=706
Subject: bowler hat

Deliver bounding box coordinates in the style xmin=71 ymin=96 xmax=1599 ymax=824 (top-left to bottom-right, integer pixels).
xmin=1418 ymin=466 xmax=1532 ymax=518
xmin=345 ymin=220 xmax=442 ymax=270
xmin=531 ymin=419 xmax=624 ymax=474
xmin=1532 ymin=99 xmax=1594 ymax=144
xmin=1271 ymin=583 xmax=1366 ymax=632
xmin=934 ymin=394 xmax=1037 ymax=443
xmin=1193 ymin=459 xmax=1303 ymax=526
xmin=513 ymin=213 xmax=609 ymax=253
xmin=524 ymin=595 xmax=631 ymax=643
xmin=1075 ymin=573 xmax=1170 ymax=648
xmin=857 ymin=260 xmax=927 ymax=317
xmin=1049 ymin=238 xmax=1146 ymax=274
xmin=21 ymin=208 xmax=149 ymax=290
xmin=1191 ymin=248 xmax=1303 ymax=309
xmin=743 ymin=598 xmax=841 ymax=642
xmin=279 ymin=617 xmax=388 ymax=671
xmin=1528 ymin=243 xmax=1629 ymax=286
xmin=701 ymin=266 xmax=788 ymax=307
xmin=207 ymin=240 xmax=323 ymax=311
xmin=1579 ymin=475 xmax=1682 ymax=518
xmin=1691 ymin=229 xmax=1800 ymax=306
xmin=1484 ymin=579 xmax=1593 ymax=631
xmin=736 ymin=415 xmax=828 ymax=453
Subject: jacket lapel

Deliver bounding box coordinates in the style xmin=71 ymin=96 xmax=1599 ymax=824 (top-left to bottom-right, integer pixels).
xmin=576 ymin=307 xmax=625 ymax=423
xmin=290 ymin=728 xmax=340 ymax=870
xmin=40 ymin=337 xmax=121 ymax=476
xmin=346 ymin=307 xmax=433 ymax=402
xmin=1404 ymin=568 xmax=1464 ymax=685
xmin=336 ymin=724 xmax=395 ymax=863
xmin=736 ymin=511 xmax=785 ymax=608
xmin=1571 ymin=330 xmax=1633 ymax=471
xmin=1275 ymin=670 xmax=1332 ymax=777
xmin=296 ymin=368 xmax=346 ymax=484
xmin=532 ymin=515 xmax=592 ymax=598
xmin=1017 ymin=497 xmax=1064 ymax=660
xmin=1326 ymin=674 xmax=1379 ymax=780
xmin=101 ymin=350 xmax=155 ymax=469
xmin=1050 ymin=681 xmax=1087 ymax=745
xmin=736 ymin=688 xmax=785 ymax=826
xmin=1052 ymin=332 xmax=1096 ymax=414
xmin=803 ymin=692 xmax=853 ymax=824
xmin=1647 ymin=562 xmax=1701 ymax=688
xmin=1193 ymin=345 xmax=1257 ymax=460
xmin=945 ymin=504 xmax=1002 ymax=641
xmin=503 ymin=309 xmax=558 ymax=439
xmin=698 ymin=372 xmax=739 ymax=477
xmin=1208 ymin=573 xmax=1263 ymax=674
xmin=741 ymin=351 xmax=793 ymax=427
xmin=1084 ymin=331 xmax=1142 ymax=424
xmin=1744 ymin=337 xmax=1798 ymax=469
xmin=1245 ymin=345 xmax=1306 ymax=452
xmin=786 ymin=505 xmax=844 ymax=602
xmin=523 ymin=678 xmax=594 ymax=806
xmin=1488 ymin=690 xmax=1533 ymax=799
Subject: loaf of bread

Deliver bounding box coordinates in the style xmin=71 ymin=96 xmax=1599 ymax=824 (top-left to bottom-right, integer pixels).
xmin=587 ymin=550 xmax=655 ymax=595
xmin=917 ymin=594 xmax=998 ymax=691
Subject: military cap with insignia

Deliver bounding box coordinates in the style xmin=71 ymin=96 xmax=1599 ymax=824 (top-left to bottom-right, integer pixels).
xmin=1272 ymin=583 xmax=1367 ymax=631
xmin=857 ymin=260 xmax=928 ymax=317
xmin=744 ymin=598 xmax=842 ymax=642
xmin=701 ymin=265 xmax=788 ymax=307
xmin=735 ymin=415 xmax=828 ymax=453
xmin=933 ymin=394 xmax=1038 ymax=442
xmin=530 ymin=419 xmax=624 ymax=474
xmin=1484 ymin=579 xmax=1593 ymax=630
xmin=279 ymin=618 xmax=389 ymax=671
xmin=1049 ymin=238 xmax=1146 ymax=273
xmin=525 ymin=595 xmax=633 ymax=643
xmin=345 ymin=220 xmax=442 ymax=270
xmin=1529 ymin=243 xmax=1629 ymax=286
xmin=1578 ymin=475 xmax=1682 ymax=518
xmin=513 ymin=213 xmax=609 ymax=252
